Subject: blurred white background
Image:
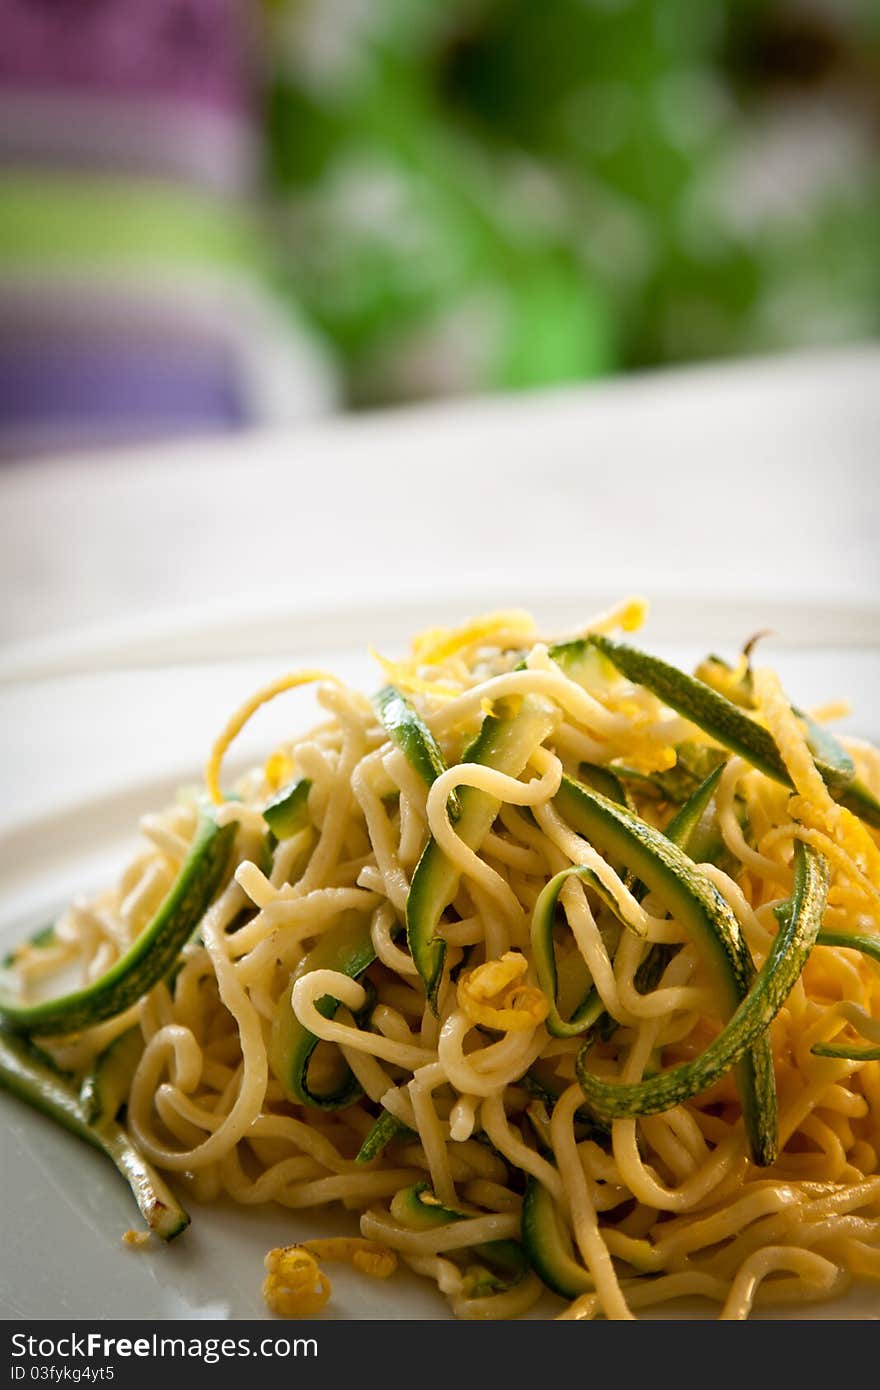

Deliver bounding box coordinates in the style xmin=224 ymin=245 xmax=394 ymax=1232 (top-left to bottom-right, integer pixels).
xmin=2 ymin=344 xmax=878 ymax=662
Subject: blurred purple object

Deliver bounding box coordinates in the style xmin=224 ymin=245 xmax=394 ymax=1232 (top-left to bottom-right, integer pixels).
xmin=0 ymin=0 xmax=258 ymax=190
xmin=0 ymin=0 xmax=253 ymax=111
xmin=0 ymin=337 xmax=246 ymax=456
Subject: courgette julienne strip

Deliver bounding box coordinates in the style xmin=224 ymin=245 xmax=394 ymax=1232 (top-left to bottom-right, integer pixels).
xmin=814 ymin=929 xmax=880 ymax=966
xmin=0 ymin=814 xmax=237 ymax=1038
xmin=80 ymin=1026 xmax=144 ymax=1126
xmin=583 ymin=636 xmax=880 ymax=829
xmin=269 ymin=911 xmax=376 ymax=1110
xmin=551 ymin=773 xmax=778 ymax=1165
xmin=374 ymin=684 xmax=461 ymax=821
xmin=811 ymin=1041 xmax=880 ymax=1062
xmin=406 ymin=695 xmax=559 ymax=1010
xmin=0 ymin=1031 xmax=189 ymax=1240
xmin=391 ymin=1181 xmax=529 ymax=1292
xmin=575 ymin=840 xmax=829 ymax=1127
xmin=695 ymin=650 xmax=856 ymax=781
xmin=355 ymin=1109 xmax=413 ymax=1163
xmin=531 ymin=867 xmax=627 ymax=1039
xmin=660 ymin=762 xmax=726 ymax=866
xmin=262 ymin=777 xmax=312 ymax=839
xmin=809 ymin=932 xmax=880 ymax=1061
xmin=521 ymin=1177 xmax=593 ymax=1299
xmin=543 ymin=764 xmax=726 ymax=1045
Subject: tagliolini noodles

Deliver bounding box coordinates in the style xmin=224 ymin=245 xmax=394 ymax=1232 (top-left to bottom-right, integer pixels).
xmin=11 ymin=599 xmax=880 ymax=1320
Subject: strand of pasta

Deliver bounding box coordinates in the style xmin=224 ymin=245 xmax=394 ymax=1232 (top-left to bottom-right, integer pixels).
xmin=128 ymin=878 xmax=272 ymax=1169
xmin=550 ymin=1083 xmax=634 ymax=1319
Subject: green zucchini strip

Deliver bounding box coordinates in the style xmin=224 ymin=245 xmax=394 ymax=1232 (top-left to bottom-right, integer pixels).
xmin=798 ymin=711 xmax=855 ymax=780
xmin=696 ymin=652 xmax=856 ymax=780
xmin=587 ymin=636 xmax=880 ymax=829
xmin=531 ymin=867 xmax=622 ymax=1039
xmin=553 ymin=774 xmax=778 ymax=1165
xmin=630 ymin=763 xmax=727 ymax=1010
xmin=523 ymin=1066 xmax=610 ymax=1139
xmin=810 ymin=932 xmax=880 ymax=1061
xmin=661 ymin=762 xmax=726 ymax=863
xmin=814 ymin=930 xmax=880 ymax=966
xmin=269 ymin=911 xmax=376 ymax=1110
xmin=263 ymin=777 xmax=312 ymax=839
xmin=0 ymin=1031 xmax=189 ymax=1240
xmin=2 ymin=923 xmax=57 ymax=970
xmin=374 ymin=685 xmax=460 ymax=820
xmin=390 ymin=1182 xmax=529 ymax=1291
xmin=822 ymin=773 xmax=880 ymax=825
xmin=0 ymin=815 xmax=237 ymax=1037
xmin=521 ymin=1177 xmax=592 ymax=1299
xmin=560 ymin=764 xmax=727 ymax=1049
xmin=577 ymin=761 xmax=635 ymax=812
xmin=811 ymin=1040 xmax=880 ymax=1062
xmin=530 ymin=759 xmax=645 ymax=1038
xmin=355 ymin=1109 xmax=412 ymax=1163
xmin=576 ymin=841 xmax=829 ymax=1126
xmin=615 ymin=746 xmax=727 ymax=806
xmin=80 ymin=1026 xmax=144 ymax=1126
xmin=406 ymin=695 xmax=558 ymax=1009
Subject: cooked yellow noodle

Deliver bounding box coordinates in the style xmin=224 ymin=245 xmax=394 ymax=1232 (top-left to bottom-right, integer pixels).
xmin=13 ymin=604 xmax=880 ymax=1320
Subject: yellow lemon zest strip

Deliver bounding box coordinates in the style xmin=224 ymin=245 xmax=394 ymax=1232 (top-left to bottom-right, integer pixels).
xmin=759 ymin=824 xmax=880 ymax=911
xmin=300 ymin=1237 xmax=397 ymax=1279
xmin=753 ymin=666 xmax=880 ymax=886
xmin=463 ymin=952 xmax=528 ymax=999
xmin=262 ymin=1246 xmax=332 ymax=1317
xmin=368 ymin=646 xmax=459 ymax=699
xmin=457 ymin=951 xmax=549 ymax=1032
xmin=411 ymin=609 xmax=537 ymax=665
xmin=574 ymin=595 xmax=648 ymax=639
xmin=206 ymin=670 xmax=337 ymax=806
xmin=810 ymin=701 xmax=852 ymax=724
xmin=264 ymin=749 xmax=295 ymax=791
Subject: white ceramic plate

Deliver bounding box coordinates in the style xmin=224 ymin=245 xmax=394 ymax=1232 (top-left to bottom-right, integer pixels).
xmin=2 ymin=620 xmax=879 ymax=1320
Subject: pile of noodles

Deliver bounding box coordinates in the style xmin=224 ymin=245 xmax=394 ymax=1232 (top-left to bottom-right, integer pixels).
xmin=12 ymin=601 xmax=880 ymax=1320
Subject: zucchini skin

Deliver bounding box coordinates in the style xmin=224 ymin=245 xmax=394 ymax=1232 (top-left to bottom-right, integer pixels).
xmin=521 ymin=1178 xmax=592 ymax=1299
xmin=576 ymin=761 xmax=635 ymax=812
xmin=263 ymin=778 xmax=312 ymax=839
xmin=355 ymin=1109 xmax=412 ymax=1163
xmin=588 ymin=637 xmax=847 ymax=791
xmin=80 ymin=1026 xmax=144 ymax=1126
xmin=2 ymin=923 xmax=56 ymax=970
xmin=532 ymin=766 xmax=727 ymax=1041
xmin=391 ymin=1182 xmax=529 ymax=1291
xmin=697 ymin=653 xmax=857 ymax=776
xmin=586 ymin=636 xmax=880 ymax=828
xmin=814 ymin=930 xmax=880 ymax=967
xmin=563 ymin=767 xmax=730 ymax=1050
xmin=0 ymin=815 xmax=236 ymax=1037
xmin=576 ymin=841 xmax=828 ymax=1126
xmin=552 ymin=775 xmax=778 ymax=1166
xmin=374 ymin=685 xmax=460 ymax=820
xmin=661 ymin=763 xmax=726 ymax=862
xmin=531 ymin=759 xmax=648 ymax=1039
xmin=0 ymin=1031 xmax=189 ymax=1240
xmin=531 ymin=867 xmax=616 ymax=1039
xmin=269 ymin=911 xmax=376 ymax=1110
xmin=811 ymin=1041 xmax=880 ymax=1061
xmin=406 ymin=696 xmax=558 ymax=1010
xmin=810 ymin=932 xmax=880 ymax=1061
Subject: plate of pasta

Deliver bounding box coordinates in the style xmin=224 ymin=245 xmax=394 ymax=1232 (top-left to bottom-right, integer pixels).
xmin=2 ymin=598 xmax=880 ymax=1322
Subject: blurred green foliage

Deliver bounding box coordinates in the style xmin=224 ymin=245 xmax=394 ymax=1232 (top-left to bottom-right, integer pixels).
xmin=264 ymin=0 xmax=880 ymax=405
